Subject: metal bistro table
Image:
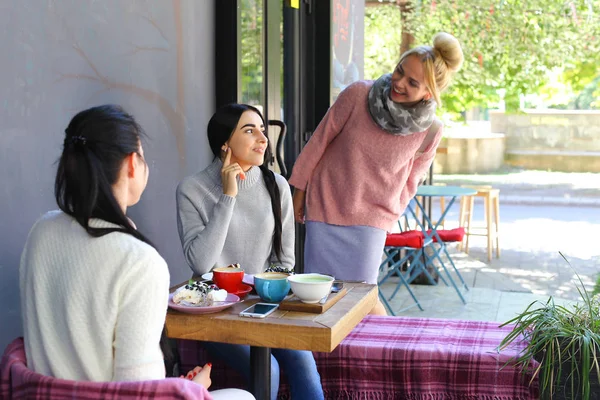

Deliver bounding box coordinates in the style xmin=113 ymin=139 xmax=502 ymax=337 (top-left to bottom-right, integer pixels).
xmin=165 ymin=282 xmax=377 ymax=400
xmin=408 ymin=185 xmax=477 ymax=303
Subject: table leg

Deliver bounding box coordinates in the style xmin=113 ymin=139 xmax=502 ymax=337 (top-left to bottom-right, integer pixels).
xmin=250 ymin=346 xmax=271 ymax=400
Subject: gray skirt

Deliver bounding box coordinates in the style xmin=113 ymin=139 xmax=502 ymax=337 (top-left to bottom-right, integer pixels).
xmin=304 ymin=221 xmax=386 ymax=284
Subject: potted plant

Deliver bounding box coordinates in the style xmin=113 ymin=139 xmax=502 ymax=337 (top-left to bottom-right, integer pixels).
xmin=499 ymin=255 xmax=600 ymax=400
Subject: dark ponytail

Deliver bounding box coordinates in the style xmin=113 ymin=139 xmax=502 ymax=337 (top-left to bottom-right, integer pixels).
xmin=207 ymin=104 xmax=283 ymax=260
xmin=55 ymin=104 xmax=153 ymax=247
xmin=55 ymin=105 xmax=178 ymax=375
xmin=259 ymin=156 xmax=283 ymax=260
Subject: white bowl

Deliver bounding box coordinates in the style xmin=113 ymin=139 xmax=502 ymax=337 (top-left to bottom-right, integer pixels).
xmin=287 ymin=273 xmax=334 ymax=304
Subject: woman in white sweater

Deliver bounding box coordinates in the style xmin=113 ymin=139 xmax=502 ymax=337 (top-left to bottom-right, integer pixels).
xmin=176 ymin=104 xmax=324 ymax=400
xmin=19 ymin=104 xmax=253 ymax=400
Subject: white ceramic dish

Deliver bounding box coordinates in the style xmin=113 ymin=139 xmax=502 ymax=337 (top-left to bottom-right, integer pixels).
xmin=287 ymin=273 xmax=334 ymax=304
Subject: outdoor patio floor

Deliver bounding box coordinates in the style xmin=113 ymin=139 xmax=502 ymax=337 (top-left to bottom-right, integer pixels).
xmin=379 ymin=251 xmax=579 ymax=323
xmin=379 ymin=200 xmax=600 ymax=323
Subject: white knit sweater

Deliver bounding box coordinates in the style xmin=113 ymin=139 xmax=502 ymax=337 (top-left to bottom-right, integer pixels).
xmin=19 ymin=210 xmax=169 ymax=382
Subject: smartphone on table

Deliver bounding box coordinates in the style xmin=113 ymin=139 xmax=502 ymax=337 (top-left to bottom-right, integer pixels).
xmin=239 ymin=303 xmax=279 ymax=318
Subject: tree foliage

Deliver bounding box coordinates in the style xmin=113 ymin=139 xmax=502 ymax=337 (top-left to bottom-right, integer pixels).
xmin=365 ymin=1 xmax=600 ymax=116
xmin=364 ymin=8 xmax=403 ymax=82
xmin=240 ymin=0 xmax=264 ymax=106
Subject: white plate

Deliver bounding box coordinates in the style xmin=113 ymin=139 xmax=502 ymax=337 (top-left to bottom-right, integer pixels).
xmin=168 ymin=293 xmax=240 ymax=314
xmin=201 ymin=272 xmax=213 ymax=281
xmin=201 ymin=272 xmax=254 ymax=286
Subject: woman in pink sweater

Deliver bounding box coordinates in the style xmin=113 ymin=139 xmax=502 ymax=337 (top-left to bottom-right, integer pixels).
xmin=289 ymin=33 xmax=463 ymax=315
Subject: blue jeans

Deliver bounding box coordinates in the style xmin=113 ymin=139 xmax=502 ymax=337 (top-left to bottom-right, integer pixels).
xmin=202 ymin=341 xmax=324 ymax=400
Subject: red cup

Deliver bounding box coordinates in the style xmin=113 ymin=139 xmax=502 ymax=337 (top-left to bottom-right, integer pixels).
xmin=213 ymin=266 xmax=244 ymax=292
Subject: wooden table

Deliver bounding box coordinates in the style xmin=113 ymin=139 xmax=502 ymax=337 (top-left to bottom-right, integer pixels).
xmin=166 ymin=281 xmax=377 ymax=400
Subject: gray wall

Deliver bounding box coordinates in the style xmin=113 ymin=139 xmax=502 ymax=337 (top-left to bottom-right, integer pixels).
xmin=490 ymin=110 xmax=600 ymax=153
xmin=0 ymin=0 xmax=214 ymax=351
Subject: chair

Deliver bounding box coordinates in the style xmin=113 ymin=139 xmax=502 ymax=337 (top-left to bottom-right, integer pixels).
xmin=379 ymin=196 xmax=472 ymax=315
xmin=378 ymin=235 xmax=426 ymax=315
xmin=0 ymin=337 xmax=211 ymax=400
xmin=378 ymin=209 xmax=445 ymax=315
xmin=406 ymin=198 xmax=470 ymax=304
xmin=458 ymin=186 xmax=501 ymax=262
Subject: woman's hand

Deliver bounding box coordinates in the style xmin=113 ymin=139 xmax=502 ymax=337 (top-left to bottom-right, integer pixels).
xmin=181 ymin=363 xmax=212 ymax=389
xmin=221 ymin=147 xmax=245 ymax=197
xmin=292 ymin=189 xmax=306 ymax=224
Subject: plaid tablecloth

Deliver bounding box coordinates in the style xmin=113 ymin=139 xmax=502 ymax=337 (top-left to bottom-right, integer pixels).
xmin=178 ymin=316 xmax=539 ymax=400
xmin=1 ymin=337 xmax=212 ymax=400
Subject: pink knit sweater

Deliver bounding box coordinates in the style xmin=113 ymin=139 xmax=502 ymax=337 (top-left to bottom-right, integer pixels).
xmin=289 ymin=80 xmax=443 ymax=232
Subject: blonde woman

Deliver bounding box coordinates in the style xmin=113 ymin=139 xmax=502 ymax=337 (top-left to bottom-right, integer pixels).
xmin=290 ymin=33 xmax=464 ymax=315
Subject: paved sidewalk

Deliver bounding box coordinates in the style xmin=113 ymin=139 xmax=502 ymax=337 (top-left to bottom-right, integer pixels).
xmin=379 ymin=246 xmax=582 ymax=323
xmin=381 ymin=169 xmax=600 ymax=322
xmin=434 ymin=168 xmax=600 ymax=207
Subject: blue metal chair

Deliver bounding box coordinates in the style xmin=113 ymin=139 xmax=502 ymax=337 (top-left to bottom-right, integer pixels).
xmin=378 ymin=198 xmax=470 ymax=315
xmin=378 ymin=244 xmax=425 ymax=315
xmin=406 ymin=200 xmax=469 ymax=304
xmin=378 ymin=204 xmax=442 ymax=315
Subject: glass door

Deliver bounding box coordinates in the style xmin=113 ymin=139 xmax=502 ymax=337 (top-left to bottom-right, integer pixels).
xmin=215 ymin=0 xmax=285 ymax=175
xmin=238 ymin=0 xmax=265 ymax=108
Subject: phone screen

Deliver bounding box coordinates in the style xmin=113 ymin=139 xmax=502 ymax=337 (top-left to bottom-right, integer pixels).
xmin=246 ymin=303 xmax=278 ymax=314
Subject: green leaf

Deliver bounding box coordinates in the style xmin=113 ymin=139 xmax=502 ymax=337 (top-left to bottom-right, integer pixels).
xmin=365 ymin=1 xmax=600 ymax=116
xmin=498 ymin=252 xmax=600 ymax=398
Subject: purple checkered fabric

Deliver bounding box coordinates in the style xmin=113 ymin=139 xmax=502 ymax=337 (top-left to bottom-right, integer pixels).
xmin=1 ymin=337 xmax=212 ymax=400
xmin=179 ymin=316 xmax=539 ymax=400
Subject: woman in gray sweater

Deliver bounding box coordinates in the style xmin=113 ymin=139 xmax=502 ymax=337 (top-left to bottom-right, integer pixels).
xmin=176 ymin=104 xmax=324 ymax=400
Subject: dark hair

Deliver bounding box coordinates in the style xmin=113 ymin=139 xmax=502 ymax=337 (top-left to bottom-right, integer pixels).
xmin=55 ymin=104 xmax=154 ymax=246
xmin=207 ymin=104 xmax=283 ymax=260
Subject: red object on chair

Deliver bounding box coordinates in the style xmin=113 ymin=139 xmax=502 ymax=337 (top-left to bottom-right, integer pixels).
xmin=0 ymin=337 xmax=211 ymax=400
xmin=427 ymin=227 xmax=466 ymax=243
xmin=385 ymin=231 xmax=424 ymax=248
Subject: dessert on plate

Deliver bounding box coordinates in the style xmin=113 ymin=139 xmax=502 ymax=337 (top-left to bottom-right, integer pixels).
xmin=265 ymin=264 xmax=295 ymax=275
xmin=172 ymin=280 xmax=228 ymax=306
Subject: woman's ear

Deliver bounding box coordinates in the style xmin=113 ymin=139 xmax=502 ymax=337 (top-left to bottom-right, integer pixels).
xmin=127 ymin=153 xmax=137 ymax=178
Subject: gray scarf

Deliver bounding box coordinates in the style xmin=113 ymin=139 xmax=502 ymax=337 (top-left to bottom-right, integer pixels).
xmin=367 ymin=73 xmax=437 ymax=136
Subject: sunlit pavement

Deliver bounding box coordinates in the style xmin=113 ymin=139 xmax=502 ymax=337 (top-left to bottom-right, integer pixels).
xmin=380 ymin=202 xmax=600 ymax=322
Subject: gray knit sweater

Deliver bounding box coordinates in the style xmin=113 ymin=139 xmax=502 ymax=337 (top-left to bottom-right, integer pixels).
xmin=176 ymin=158 xmax=295 ymax=276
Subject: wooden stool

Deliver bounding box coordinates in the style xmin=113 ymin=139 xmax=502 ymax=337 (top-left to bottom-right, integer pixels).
xmin=458 ymin=186 xmax=500 ymax=262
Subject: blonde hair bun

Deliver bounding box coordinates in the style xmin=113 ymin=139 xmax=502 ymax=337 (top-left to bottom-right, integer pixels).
xmin=433 ymin=32 xmax=463 ymax=73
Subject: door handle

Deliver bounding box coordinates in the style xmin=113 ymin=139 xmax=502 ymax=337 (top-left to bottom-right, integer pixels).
xmin=268 ymin=119 xmax=289 ymax=179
